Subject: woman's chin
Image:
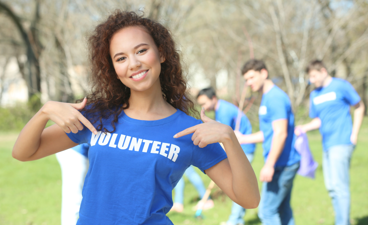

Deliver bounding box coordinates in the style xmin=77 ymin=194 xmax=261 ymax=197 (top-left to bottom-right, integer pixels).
xmin=129 ymin=84 xmax=159 ymax=93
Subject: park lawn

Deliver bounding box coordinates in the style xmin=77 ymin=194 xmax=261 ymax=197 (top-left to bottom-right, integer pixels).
xmin=0 ymin=120 xmax=367 ymax=225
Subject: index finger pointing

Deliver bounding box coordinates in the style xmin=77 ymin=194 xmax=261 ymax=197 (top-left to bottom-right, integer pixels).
xmin=174 ymin=125 xmax=198 ymax=138
xmin=77 ymin=113 xmax=98 ymax=135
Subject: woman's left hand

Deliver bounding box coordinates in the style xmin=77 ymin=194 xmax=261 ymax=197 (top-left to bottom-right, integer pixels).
xmin=174 ymin=108 xmax=233 ymax=148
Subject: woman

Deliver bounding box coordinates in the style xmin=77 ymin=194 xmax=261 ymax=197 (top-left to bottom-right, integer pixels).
xmin=12 ymin=11 xmax=259 ymax=224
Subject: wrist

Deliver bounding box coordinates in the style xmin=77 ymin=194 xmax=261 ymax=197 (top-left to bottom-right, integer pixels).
xmin=221 ymin=126 xmax=237 ymax=146
xmin=264 ymin=161 xmax=275 ymax=168
xmin=40 ymin=101 xmax=54 ymax=120
xmin=300 ymin=125 xmax=308 ymax=133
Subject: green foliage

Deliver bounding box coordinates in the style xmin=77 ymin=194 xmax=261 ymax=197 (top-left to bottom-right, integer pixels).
xmin=0 ymin=100 xmax=55 ymax=132
xmin=0 ymin=105 xmax=35 ymax=131
xmin=27 ymin=94 xmax=42 ymax=112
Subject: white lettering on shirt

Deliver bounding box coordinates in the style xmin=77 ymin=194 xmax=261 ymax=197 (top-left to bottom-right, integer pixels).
xmin=109 ymin=133 xmax=118 ymax=148
xmin=91 ymin=131 xmax=101 ymax=146
xmin=142 ymin=140 xmax=153 ymax=152
xmin=117 ymin=135 xmax=131 ymax=150
xmin=90 ymin=133 xmax=181 ymax=162
xmin=151 ymin=141 xmax=161 ymax=154
xmin=117 ymin=135 xmax=126 ymax=150
xmin=160 ymin=143 xmax=170 ymax=157
xmin=259 ymin=106 xmax=267 ymax=115
xmin=129 ymin=137 xmax=143 ymax=151
xmin=168 ymin=144 xmax=180 ymax=162
xmin=313 ymin=92 xmax=336 ymax=105
xmin=98 ymin=132 xmax=111 ymax=146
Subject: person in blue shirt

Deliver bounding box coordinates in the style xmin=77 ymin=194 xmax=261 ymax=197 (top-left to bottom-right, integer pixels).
xmin=171 ymin=166 xmax=214 ymax=213
xmin=295 ymin=60 xmax=365 ymax=225
xmin=236 ymin=59 xmax=300 ymax=225
xmin=56 ymin=144 xmax=89 ymax=225
xmin=11 ymin=11 xmax=260 ymax=225
xmin=196 ymin=87 xmax=256 ymax=225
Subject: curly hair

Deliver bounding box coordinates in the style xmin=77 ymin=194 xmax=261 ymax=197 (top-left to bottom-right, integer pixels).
xmin=83 ymin=10 xmax=196 ymax=132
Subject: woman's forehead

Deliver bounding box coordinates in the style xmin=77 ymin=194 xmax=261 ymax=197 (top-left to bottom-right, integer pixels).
xmin=110 ymin=26 xmax=155 ymax=52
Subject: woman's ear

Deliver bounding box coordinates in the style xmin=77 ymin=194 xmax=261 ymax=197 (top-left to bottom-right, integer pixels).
xmin=159 ymin=48 xmax=165 ymax=63
xmin=160 ymin=55 xmax=165 ymax=63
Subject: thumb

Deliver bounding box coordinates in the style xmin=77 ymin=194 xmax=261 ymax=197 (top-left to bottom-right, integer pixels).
xmin=200 ymin=107 xmax=213 ymax=123
xmin=71 ymin=97 xmax=87 ymax=110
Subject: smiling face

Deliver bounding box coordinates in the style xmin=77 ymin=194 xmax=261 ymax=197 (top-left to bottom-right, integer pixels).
xmin=110 ymin=26 xmax=165 ymax=93
xmin=243 ymin=69 xmax=268 ymax=92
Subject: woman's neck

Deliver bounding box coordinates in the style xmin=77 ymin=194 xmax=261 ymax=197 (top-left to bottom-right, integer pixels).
xmin=125 ymin=84 xmax=176 ymax=120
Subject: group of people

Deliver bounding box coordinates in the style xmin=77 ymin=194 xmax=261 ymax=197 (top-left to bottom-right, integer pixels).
xmin=11 ymin=10 xmax=364 ymax=225
xmin=200 ymin=58 xmax=364 ymax=225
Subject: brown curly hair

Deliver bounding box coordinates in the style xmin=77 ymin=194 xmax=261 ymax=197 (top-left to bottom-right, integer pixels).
xmin=83 ymin=10 xmax=196 ymax=132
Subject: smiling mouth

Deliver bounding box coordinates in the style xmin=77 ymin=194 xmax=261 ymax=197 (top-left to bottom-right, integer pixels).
xmin=130 ymin=70 xmax=148 ymax=81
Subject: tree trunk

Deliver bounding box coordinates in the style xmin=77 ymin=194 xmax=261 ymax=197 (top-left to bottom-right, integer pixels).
xmin=363 ymin=72 xmax=368 ymax=116
xmin=0 ymin=1 xmax=42 ymax=109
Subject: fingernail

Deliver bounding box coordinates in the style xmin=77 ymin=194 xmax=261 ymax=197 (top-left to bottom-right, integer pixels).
xmin=173 ymin=134 xmax=177 ymax=138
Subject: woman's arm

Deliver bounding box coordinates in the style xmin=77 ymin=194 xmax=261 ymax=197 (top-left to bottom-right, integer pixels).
xmin=12 ymin=98 xmax=97 ymax=161
xmin=174 ymin=109 xmax=260 ymax=209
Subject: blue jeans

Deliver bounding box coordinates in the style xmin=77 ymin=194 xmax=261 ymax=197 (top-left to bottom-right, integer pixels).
xmin=258 ymin=162 xmax=300 ymax=225
xmin=226 ymin=153 xmax=254 ymax=225
xmin=323 ymin=145 xmax=354 ymax=225
xmin=174 ymin=166 xmax=206 ymax=204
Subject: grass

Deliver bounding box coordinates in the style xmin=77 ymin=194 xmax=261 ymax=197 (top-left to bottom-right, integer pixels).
xmin=0 ymin=119 xmax=368 ymax=225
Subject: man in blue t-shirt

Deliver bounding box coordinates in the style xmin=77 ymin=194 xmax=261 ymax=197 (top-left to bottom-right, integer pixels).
xmin=236 ymin=59 xmax=300 ymax=225
xmin=197 ymin=87 xmax=255 ymax=225
xmin=296 ymin=60 xmax=365 ymax=225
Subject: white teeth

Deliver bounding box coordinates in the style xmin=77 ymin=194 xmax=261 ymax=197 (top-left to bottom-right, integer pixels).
xmin=132 ymin=71 xmax=147 ymax=79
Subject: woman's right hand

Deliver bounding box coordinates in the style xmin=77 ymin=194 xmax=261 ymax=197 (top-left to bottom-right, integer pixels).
xmin=42 ymin=97 xmax=97 ymax=135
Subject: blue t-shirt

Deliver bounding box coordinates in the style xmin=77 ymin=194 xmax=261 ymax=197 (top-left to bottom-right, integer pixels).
xmin=215 ymin=100 xmax=255 ymax=154
xmin=309 ymin=78 xmax=360 ymax=151
xmin=66 ymin=109 xmax=227 ymax=225
xmin=71 ymin=143 xmax=89 ymax=158
xmin=259 ymin=85 xmax=300 ymax=167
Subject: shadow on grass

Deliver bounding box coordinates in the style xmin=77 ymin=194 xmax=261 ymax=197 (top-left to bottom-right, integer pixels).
xmin=355 ymin=216 xmax=368 ymax=225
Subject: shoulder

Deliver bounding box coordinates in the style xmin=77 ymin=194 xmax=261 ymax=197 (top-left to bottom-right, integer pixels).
xmin=270 ymin=86 xmax=290 ymax=102
xmin=72 ymin=143 xmax=89 ymax=151
xmin=332 ymin=78 xmax=350 ymax=87
xmin=310 ymin=89 xmax=317 ymax=96
xmin=219 ymin=100 xmax=237 ymax=111
xmin=176 ymin=110 xmax=203 ymax=127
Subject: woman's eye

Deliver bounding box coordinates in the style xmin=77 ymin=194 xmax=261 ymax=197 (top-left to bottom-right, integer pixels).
xmin=138 ymin=49 xmax=147 ymax=54
xmin=117 ymin=57 xmax=126 ymax=62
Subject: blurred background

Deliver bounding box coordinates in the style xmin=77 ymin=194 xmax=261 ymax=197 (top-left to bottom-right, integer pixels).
xmin=0 ymin=0 xmax=367 ymax=224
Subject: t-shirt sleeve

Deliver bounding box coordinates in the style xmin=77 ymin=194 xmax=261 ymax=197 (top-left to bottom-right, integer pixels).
xmin=342 ymin=80 xmax=361 ymax=106
xmin=309 ymin=95 xmax=317 ymax=118
xmin=191 ymin=142 xmax=228 ymax=174
xmin=66 ymin=125 xmax=92 ymax=145
xmin=65 ymin=108 xmax=94 ymax=144
xmin=268 ymin=95 xmax=288 ymax=121
xmin=71 ymin=143 xmax=90 ymax=157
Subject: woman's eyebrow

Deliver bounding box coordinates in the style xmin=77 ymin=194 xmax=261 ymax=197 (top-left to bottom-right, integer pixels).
xmin=113 ymin=43 xmax=149 ymax=59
